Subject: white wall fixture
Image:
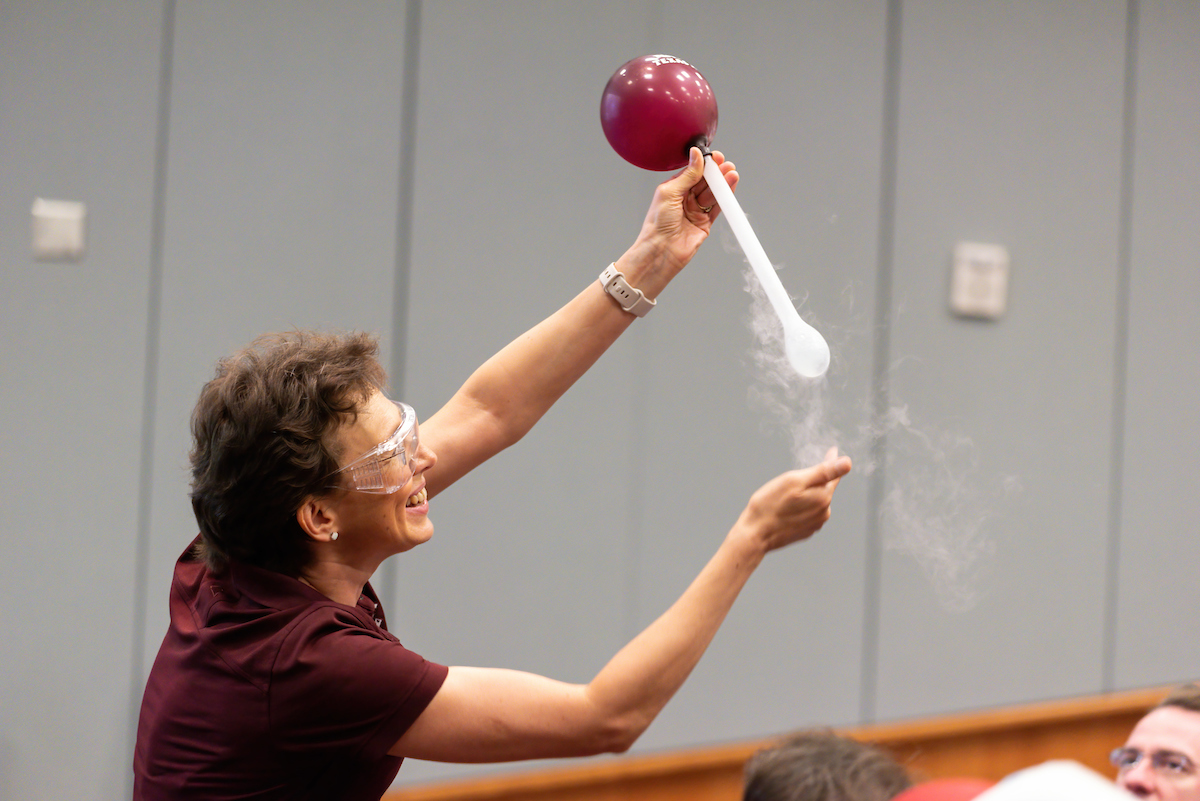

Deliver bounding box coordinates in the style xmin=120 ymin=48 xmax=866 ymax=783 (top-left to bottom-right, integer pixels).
xmin=949 ymin=240 xmax=1009 ymax=320
xmin=31 ymin=198 xmax=87 ymax=261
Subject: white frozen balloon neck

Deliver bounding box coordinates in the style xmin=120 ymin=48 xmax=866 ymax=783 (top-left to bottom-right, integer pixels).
xmin=702 ymin=156 xmax=830 ymax=379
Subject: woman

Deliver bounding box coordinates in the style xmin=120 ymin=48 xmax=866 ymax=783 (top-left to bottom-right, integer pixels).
xmin=133 ymin=148 xmax=852 ymax=800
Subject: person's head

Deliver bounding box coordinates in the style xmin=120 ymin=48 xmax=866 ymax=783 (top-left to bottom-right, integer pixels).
xmin=1113 ymin=684 xmax=1200 ymax=801
xmin=189 ymin=330 xmax=388 ymax=576
xmin=743 ymin=729 xmax=912 ymax=801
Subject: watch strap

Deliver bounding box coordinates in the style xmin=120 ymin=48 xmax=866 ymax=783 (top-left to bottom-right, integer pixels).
xmin=598 ymin=262 xmax=657 ymax=317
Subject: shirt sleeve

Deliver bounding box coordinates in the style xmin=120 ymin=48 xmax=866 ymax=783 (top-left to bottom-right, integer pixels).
xmin=269 ymin=606 xmax=449 ymax=761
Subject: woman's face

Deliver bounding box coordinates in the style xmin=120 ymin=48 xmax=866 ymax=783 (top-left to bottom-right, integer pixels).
xmin=325 ymin=391 xmax=436 ymax=559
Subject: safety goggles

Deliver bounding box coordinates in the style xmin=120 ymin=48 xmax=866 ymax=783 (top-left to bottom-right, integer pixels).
xmin=329 ymin=400 xmax=420 ymax=494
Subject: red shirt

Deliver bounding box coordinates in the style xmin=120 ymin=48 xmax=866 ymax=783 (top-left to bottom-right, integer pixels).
xmin=133 ymin=541 xmax=448 ymax=800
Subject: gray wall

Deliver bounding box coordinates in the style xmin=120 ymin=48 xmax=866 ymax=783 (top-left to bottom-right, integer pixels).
xmin=1 ymin=1 xmax=1197 ymax=798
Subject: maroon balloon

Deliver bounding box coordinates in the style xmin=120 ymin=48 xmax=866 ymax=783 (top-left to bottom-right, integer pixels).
xmin=600 ymin=55 xmax=718 ymax=171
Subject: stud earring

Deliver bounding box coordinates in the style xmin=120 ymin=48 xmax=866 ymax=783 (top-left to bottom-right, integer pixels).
xmin=330 ymin=531 xmax=339 ymax=542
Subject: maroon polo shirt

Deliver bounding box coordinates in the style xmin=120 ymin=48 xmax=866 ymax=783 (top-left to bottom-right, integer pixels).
xmin=133 ymin=540 xmax=447 ymax=800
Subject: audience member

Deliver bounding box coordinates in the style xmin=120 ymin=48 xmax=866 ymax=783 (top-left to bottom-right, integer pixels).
xmin=1112 ymin=683 xmax=1200 ymax=800
xmin=743 ymin=729 xmax=912 ymax=801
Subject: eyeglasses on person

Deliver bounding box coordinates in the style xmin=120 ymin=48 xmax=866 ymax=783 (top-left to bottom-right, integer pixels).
xmin=328 ymin=400 xmax=420 ymax=494
xmin=1110 ymin=747 xmax=1197 ymax=777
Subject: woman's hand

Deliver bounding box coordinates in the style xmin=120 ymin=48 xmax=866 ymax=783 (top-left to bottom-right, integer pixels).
xmin=614 ymin=147 xmax=739 ymax=295
xmin=731 ymin=448 xmax=852 ymax=556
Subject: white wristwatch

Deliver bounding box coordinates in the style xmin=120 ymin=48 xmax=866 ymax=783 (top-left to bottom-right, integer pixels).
xmin=598 ymin=263 xmax=657 ymax=317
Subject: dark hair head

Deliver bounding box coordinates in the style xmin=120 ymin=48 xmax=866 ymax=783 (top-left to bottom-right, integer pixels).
xmin=744 ymin=729 xmax=912 ymax=801
xmin=189 ymin=330 xmax=386 ymax=576
xmin=1157 ymin=683 xmax=1200 ymax=714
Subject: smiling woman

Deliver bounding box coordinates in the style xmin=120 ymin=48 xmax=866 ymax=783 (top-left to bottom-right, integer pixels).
xmin=132 ymin=149 xmax=852 ymax=801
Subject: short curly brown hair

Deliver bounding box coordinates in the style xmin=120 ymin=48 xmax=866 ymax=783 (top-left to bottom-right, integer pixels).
xmin=189 ymin=330 xmax=386 ymax=576
xmin=743 ymin=729 xmax=912 ymax=801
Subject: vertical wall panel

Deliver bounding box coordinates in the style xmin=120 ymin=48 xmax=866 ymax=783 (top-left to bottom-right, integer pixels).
xmin=1114 ymin=0 xmax=1200 ymax=686
xmin=640 ymin=0 xmax=888 ymax=743
xmin=875 ymin=0 xmax=1128 ymax=719
xmin=397 ymin=1 xmax=887 ymax=788
xmin=139 ymin=0 xmax=410 ymax=677
xmin=0 ymin=2 xmax=164 ymax=799
xmin=393 ymin=0 xmax=664 ymax=787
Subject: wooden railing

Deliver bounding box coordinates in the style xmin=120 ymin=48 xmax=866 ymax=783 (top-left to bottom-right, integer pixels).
xmin=386 ymin=685 xmax=1169 ymax=801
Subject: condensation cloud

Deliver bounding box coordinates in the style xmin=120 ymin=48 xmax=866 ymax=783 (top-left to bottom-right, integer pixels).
xmin=740 ymin=263 xmax=1020 ymax=612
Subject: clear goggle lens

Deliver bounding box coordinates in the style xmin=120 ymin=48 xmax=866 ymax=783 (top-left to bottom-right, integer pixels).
xmin=331 ymin=401 xmax=419 ymax=494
